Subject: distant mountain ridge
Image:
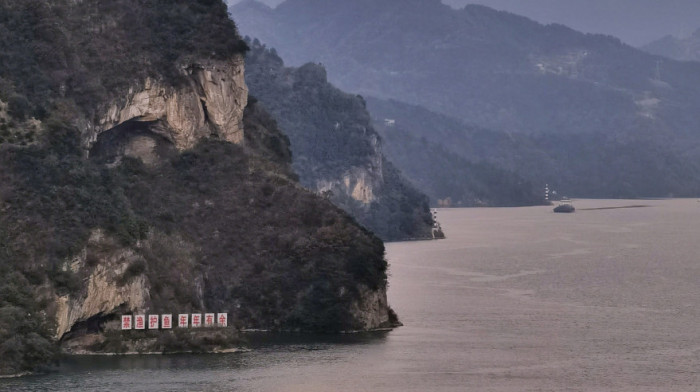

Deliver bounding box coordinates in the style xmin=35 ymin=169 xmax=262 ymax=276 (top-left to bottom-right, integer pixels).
xmin=232 ymin=0 xmax=700 ymax=198
xmin=232 ymin=0 xmax=700 ymax=137
xmin=642 ymin=29 xmax=700 ymax=62
xmin=366 ymin=96 xmax=699 ymax=200
xmin=367 ymin=97 xmax=544 ymax=207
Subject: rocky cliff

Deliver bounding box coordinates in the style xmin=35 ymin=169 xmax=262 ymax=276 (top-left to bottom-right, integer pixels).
xmin=243 ymin=40 xmax=437 ymax=241
xmin=53 ymin=231 xmax=150 ymax=339
xmin=0 ymin=0 xmax=399 ymax=376
xmin=87 ymin=58 xmax=248 ymax=152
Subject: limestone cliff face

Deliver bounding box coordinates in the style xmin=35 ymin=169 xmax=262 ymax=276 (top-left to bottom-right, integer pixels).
xmin=318 ymin=167 xmax=381 ymax=206
xmin=316 ymin=133 xmax=383 ymax=205
xmin=53 ymin=230 xmax=151 ymax=339
xmin=52 ymin=230 xmax=203 ymax=341
xmin=0 ymin=100 xmax=7 ymax=121
xmin=349 ymin=285 xmax=399 ymax=330
xmin=85 ymin=56 xmax=248 ymax=152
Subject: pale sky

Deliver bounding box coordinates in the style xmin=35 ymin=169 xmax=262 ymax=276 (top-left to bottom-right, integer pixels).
xmin=228 ymin=0 xmax=700 ymax=46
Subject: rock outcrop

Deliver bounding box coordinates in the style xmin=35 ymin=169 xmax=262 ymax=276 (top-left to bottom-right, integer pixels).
xmin=85 ymin=57 xmax=248 ymax=152
xmin=350 ymin=285 xmax=399 ymax=330
xmin=317 ymin=164 xmax=382 ymax=205
xmin=53 ymin=230 xmax=150 ymax=339
xmin=244 ymin=40 xmax=436 ymax=241
xmin=0 ymin=0 xmax=401 ymax=376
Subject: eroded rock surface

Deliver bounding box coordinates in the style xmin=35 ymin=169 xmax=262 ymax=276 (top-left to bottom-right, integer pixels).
xmin=86 ymin=56 xmax=248 ymax=152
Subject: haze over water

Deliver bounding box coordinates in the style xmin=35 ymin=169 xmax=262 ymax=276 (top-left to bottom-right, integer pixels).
xmin=4 ymin=199 xmax=700 ymax=391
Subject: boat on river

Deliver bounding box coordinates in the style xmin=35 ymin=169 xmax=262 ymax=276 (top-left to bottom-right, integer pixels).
xmin=553 ymin=198 xmax=575 ymax=213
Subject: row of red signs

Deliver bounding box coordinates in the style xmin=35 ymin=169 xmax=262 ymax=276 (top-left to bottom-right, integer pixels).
xmin=121 ymin=313 xmax=227 ymax=330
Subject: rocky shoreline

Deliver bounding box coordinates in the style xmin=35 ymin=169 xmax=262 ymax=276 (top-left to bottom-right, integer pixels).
xmin=0 ymin=372 xmax=33 ymax=379
xmin=64 ymin=347 xmax=247 ymax=356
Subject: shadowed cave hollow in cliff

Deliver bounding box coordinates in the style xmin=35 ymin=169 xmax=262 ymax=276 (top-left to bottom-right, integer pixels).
xmin=90 ymin=120 xmax=178 ymax=165
xmin=61 ymin=312 xmax=118 ymax=342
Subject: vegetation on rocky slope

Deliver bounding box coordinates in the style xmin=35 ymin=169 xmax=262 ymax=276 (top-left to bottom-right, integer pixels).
xmin=368 ymin=97 xmax=700 ymax=199
xmin=244 ymin=40 xmax=435 ymax=240
xmin=0 ymin=0 xmax=248 ymax=122
xmin=367 ymin=97 xmax=545 ymax=207
xmin=0 ymin=0 xmax=397 ymax=376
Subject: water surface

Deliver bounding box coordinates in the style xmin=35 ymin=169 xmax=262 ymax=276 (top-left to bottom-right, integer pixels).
xmin=4 ymin=199 xmax=700 ymax=391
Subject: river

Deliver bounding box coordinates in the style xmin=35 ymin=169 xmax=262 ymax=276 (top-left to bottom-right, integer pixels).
xmin=4 ymin=199 xmax=700 ymax=391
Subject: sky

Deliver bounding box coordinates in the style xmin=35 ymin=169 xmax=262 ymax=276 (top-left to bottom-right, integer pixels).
xmin=228 ymin=0 xmax=700 ymax=46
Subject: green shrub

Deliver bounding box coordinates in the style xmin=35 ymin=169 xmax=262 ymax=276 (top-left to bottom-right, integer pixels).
xmin=7 ymin=95 xmax=30 ymax=120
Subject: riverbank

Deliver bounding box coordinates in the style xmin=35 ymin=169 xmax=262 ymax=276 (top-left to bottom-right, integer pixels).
xmin=64 ymin=347 xmax=247 ymax=356
xmin=0 ymin=372 xmax=33 ymax=379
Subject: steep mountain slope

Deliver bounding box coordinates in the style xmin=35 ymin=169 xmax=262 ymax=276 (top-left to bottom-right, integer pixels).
xmin=0 ymin=0 xmax=398 ymax=376
xmin=232 ymin=0 xmax=700 ymax=198
xmin=368 ymin=97 xmax=700 ymax=199
xmin=368 ymin=98 xmax=543 ymax=207
xmin=244 ymin=40 xmax=435 ymax=240
xmin=643 ymin=29 xmax=700 ymax=62
xmin=233 ymin=0 xmax=700 ymax=137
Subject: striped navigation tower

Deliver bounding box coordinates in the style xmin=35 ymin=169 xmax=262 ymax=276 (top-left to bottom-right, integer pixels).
xmin=545 ymin=184 xmax=550 ymax=202
xmin=431 ymin=209 xmax=443 ymax=239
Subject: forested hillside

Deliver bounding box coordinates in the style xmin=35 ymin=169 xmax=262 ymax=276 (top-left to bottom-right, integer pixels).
xmin=367 ymin=97 xmax=700 ymax=199
xmin=0 ymin=0 xmax=398 ymax=376
xmin=244 ymin=40 xmax=435 ymax=240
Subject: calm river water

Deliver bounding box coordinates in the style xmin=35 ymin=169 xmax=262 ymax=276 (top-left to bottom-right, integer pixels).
xmin=4 ymin=199 xmax=700 ymax=391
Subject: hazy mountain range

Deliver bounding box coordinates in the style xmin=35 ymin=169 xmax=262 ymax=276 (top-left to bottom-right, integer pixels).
xmin=227 ymin=0 xmax=700 ymax=46
xmin=643 ymin=29 xmax=700 ymax=62
xmin=232 ymin=0 xmax=700 ymax=198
